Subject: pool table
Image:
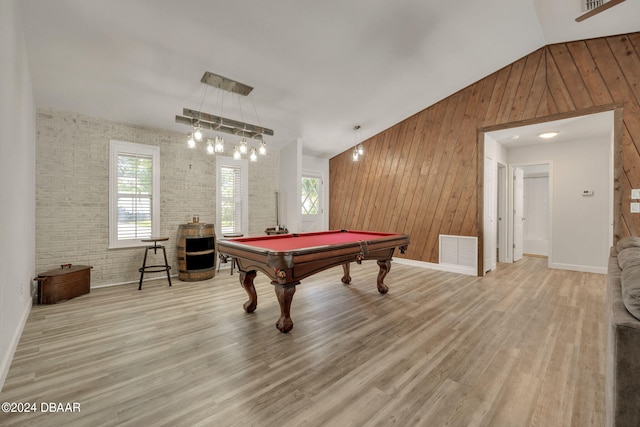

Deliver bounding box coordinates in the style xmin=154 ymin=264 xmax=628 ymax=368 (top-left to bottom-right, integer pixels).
xmin=217 ymin=229 xmax=410 ymax=332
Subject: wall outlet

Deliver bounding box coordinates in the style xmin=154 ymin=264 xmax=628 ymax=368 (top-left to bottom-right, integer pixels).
xmin=631 ymin=203 xmax=640 ymax=213
xmin=632 ymin=189 xmax=640 ymax=200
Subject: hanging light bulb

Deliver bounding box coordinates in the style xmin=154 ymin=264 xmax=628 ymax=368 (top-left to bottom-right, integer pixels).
xmin=351 ymin=125 xmax=364 ymax=162
xmin=259 ymin=140 xmax=267 ymax=155
xmin=214 ymin=135 xmax=225 ymax=153
xmin=193 ymin=123 xmax=203 ymax=142
xmin=239 ymin=138 xmax=248 ymax=154
xmin=233 ymin=146 xmax=241 ymax=160
xmin=249 ymin=147 xmax=258 ymax=162
xmin=352 ymin=125 xmax=363 ymax=159
xmin=206 ymin=139 xmax=214 ymax=154
xmin=187 ymin=133 xmax=196 ymax=149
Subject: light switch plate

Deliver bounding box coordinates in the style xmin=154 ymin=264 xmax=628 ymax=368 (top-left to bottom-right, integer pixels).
xmin=632 ymin=203 xmax=640 ymax=213
xmin=632 ymin=189 xmax=640 ymax=200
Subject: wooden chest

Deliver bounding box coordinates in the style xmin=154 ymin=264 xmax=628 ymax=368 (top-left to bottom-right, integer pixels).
xmin=36 ymin=264 xmax=91 ymax=304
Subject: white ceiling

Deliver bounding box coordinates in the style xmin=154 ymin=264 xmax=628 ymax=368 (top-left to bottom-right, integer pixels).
xmin=18 ymin=0 xmax=640 ymax=158
xmin=488 ymin=110 xmax=614 ymax=149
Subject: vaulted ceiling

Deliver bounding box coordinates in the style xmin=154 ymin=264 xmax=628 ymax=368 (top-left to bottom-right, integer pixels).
xmin=18 ymin=0 xmax=640 ymax=158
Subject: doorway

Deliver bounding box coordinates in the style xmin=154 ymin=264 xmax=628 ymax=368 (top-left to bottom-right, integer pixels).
xmin=509 ymin=163 xmax=551 ymax=263
xmin=480 ymin=109 xmax=617 ymax=275
xmin=522 ymin=164 xmax=550 ymax=257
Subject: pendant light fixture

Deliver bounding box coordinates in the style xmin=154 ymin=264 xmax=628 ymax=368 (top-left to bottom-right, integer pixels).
xmin=352 ymin=125 xmax=364 ymax=161
xmin=176 ymin=71 xmax=274 ymax=163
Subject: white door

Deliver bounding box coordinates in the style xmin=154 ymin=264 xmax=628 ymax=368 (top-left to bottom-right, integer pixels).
xmin=513 ymin=167 xmax=524 ymax=262
xmin=484 ymin=155 xmax=496 ymax=272
xmin=497 ymin=163 xmax=508 ymax=262
xmin=301 ymin=174 xmax=324 ymax=232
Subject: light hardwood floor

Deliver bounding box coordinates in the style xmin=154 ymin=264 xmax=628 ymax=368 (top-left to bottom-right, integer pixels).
xmin=0 ymin=257 xmax=605 ymax=426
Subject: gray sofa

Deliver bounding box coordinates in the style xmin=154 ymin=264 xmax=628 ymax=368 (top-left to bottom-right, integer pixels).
xmin=607 ymin=237 xmax=640 ymax=427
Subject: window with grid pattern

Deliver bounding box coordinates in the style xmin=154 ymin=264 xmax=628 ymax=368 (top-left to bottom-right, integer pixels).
xmin=301 ymin=176 xmax=321 ymax=215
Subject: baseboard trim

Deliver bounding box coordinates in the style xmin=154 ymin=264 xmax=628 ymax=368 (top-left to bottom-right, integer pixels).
xmin=91 ymin=273 xmax=179 ymax=289
xmin=394 ymin=258 xmax=477 ymax=276
xmin=549 ymin=262 xmax=607 ymax=274
xmin=0 ymin=300 xmax=32 ymax=393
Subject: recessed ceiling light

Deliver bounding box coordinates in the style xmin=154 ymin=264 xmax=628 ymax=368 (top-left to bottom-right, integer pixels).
xmin=538 ymin=132 xmax=558 ymax=139
xmin=511 ymin=135 xmax=520 ymax=140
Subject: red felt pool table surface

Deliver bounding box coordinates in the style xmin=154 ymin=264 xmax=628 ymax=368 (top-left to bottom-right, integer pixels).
xmin=228 ymin=230 xmax=401 ymax=252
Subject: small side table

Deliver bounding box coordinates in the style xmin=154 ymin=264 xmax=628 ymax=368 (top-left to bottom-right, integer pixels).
xmin=139 ymin=237 xmax=172 ymax=290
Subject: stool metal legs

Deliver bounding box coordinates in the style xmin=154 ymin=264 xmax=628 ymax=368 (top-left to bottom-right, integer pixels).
xmin=138 ymin=242 xmax=172 ymax=290
xmin=217 ymin=252 xmax=236 ymax=275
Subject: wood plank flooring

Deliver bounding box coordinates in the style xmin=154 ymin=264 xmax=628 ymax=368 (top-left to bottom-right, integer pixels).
xmin=0 ymin=257 xmax=606 ymax=426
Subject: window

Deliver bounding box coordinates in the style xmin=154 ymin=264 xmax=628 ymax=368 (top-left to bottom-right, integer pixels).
xmin=109 ymin=140 xmax=160 ymax=248
xmin=301 ymin=176 xmax=321 ymax=215
xmin=216 ymin=157 xmax=248 ymax=236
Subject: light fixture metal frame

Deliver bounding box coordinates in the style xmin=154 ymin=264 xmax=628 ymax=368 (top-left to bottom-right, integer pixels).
xmin=176 ymin=108 xmax=274 ymax=140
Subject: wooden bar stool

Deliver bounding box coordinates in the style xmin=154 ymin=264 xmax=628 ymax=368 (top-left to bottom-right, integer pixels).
xmin=139 ymin=237 xmax=172 ymax=290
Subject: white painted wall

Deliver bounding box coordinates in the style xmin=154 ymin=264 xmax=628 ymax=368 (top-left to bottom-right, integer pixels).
xmin=279 ymin=139 xmax=302 ymax=232
xmin=0 ymin=0 xmax=36 ymax=391
xmin=508 ymin=137 xmax=611 ymax=273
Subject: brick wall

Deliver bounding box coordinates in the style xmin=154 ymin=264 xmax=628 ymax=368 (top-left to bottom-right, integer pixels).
xmin=36 ymin=108 xmax=279 ymax=286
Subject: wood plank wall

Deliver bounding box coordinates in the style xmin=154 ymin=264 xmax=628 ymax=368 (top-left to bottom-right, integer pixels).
xmin=329 ymin=32 xmax=640 ymax=264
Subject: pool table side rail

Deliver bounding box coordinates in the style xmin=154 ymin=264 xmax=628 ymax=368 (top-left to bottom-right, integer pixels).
xmin=218 ymin=233 xmax=408 ymax=257
xmin=218 ymin=233 xmax=409 ymax=285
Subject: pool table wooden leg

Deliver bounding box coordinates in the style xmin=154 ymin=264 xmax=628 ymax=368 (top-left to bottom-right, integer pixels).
xmin=240 ymin=271 xmax=258 ymax=313
xmin=274 ymin=284 xmax=296 ymax=333
xmin=376 ymin=260 xmax=390 ymax=294
xmin=341 ymin=263 xmax=351 ymax=284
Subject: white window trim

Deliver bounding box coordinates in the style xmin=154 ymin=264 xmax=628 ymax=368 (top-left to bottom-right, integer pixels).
xmin=109 ymin=140 xmax=160 ymax=249
xmin=216 ymin=156 xmax=249 ymax=237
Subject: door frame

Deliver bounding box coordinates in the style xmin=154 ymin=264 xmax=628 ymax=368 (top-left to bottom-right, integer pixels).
xmin=483 ymin=149 xmax=496 ymax=273
xmin=497 ymin=162 xmax=508 ymax=263
xmin=477 ymin=104 xmax=623 ymax=276
xmin=508 ymin=161 xmax=553 ymax=266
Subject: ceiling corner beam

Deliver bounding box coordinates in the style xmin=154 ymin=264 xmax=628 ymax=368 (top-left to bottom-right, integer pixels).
xmin=575 ymin=0 xmax=625 ymax=22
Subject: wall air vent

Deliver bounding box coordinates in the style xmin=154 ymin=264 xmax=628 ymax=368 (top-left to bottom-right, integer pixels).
xmin=577 ymin=0 xmax=625 ymax=21
xmin=439 ymin=235 xmax=477 ymax=275
xmin=584 ymin=0 xmax=604 ymax=11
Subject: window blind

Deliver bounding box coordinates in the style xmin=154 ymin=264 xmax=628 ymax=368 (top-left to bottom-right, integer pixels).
xmin=117 ymin=153 xmax=153 ymax=240
xmin=220 ymin=165 xmax=243 ymax=234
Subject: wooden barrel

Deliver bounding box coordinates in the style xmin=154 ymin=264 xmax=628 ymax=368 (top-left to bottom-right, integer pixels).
xmin=176 ymin=223 xmax=216 ymax=281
